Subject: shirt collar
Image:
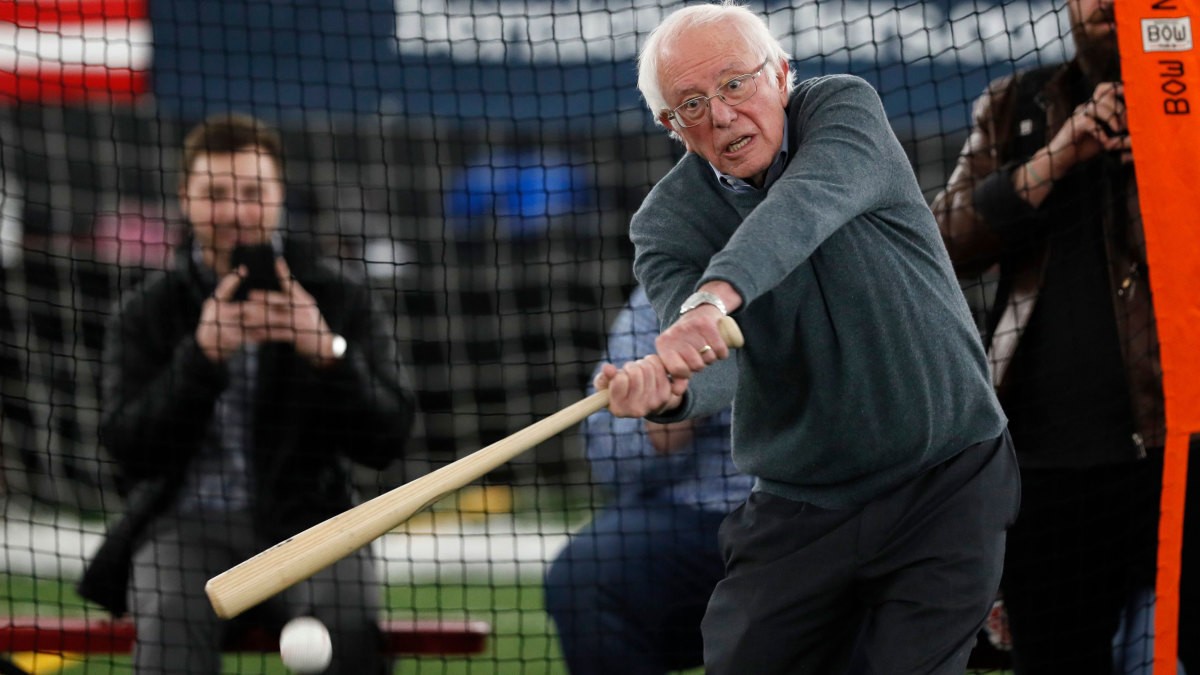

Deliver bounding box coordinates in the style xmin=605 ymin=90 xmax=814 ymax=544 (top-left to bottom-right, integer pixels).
xmin=709 ymin=116 xmax=790 ymax=194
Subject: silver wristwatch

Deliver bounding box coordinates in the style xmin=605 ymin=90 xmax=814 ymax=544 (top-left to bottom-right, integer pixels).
xmin=679 ymin=290 xmax=728 ymax=316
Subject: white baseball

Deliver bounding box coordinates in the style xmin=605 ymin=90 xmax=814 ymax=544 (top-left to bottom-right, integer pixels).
xmin=279 ymin=616 xmax=332 ymax=674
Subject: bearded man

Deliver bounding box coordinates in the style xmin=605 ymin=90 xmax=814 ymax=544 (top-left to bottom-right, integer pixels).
xmin=930 ymin=0 xmax=1185 ymax=670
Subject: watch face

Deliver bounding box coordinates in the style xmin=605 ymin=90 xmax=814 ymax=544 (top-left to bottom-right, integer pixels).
xmin=331 ymin=335 xmax=348 ymax=359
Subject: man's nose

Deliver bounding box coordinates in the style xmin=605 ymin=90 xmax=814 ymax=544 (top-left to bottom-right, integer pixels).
xmin=212 ymin=198 xmax=239 ymax=224
xmin=710 ymin=97 xmax=737 ymax=127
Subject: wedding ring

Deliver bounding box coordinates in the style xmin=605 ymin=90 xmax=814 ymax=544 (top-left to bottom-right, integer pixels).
xmin=698 ymin=345 xmax=713 ymax=354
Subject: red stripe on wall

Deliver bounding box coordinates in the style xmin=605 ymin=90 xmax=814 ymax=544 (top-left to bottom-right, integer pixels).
xmin=0 ymin=0 xmax=146 ymax=28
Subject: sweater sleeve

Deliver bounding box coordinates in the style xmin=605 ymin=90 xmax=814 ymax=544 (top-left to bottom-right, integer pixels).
xmin=629 ymin=159 xmax=746 ymax=424
xmin=698 ymin=75 xmax=913 ymax=305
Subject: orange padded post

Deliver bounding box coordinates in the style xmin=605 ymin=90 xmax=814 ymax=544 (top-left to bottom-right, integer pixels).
xmin=1114 ymin=0 xmax=1200 ymax=672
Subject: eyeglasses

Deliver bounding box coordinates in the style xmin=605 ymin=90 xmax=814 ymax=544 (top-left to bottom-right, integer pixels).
xmin=665 ymin=61 xmax=768 ymax=129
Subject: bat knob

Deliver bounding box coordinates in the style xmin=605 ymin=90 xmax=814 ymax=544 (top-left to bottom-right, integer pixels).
xmin=717 ymin=316 xmax=745 ymax=349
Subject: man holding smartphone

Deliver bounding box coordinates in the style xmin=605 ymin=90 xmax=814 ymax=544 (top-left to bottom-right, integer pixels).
xmin=79 ymin=113 xmax=416 ymax=674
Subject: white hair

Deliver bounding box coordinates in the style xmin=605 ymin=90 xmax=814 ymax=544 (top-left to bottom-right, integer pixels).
xmin=637 ymin=1 xmax=796 ymax=136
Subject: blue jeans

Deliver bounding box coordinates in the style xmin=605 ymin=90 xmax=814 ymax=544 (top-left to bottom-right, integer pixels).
xmin=544 ymin=502 xmax=729 ymax=675
xmin=1112 ymin=587 xmax=1187 ymax=675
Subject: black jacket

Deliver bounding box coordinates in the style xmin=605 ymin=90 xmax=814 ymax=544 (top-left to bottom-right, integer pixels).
xmin=79 ymin=237 xmax=416 ymax=614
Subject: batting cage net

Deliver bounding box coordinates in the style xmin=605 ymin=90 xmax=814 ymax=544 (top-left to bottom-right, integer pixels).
xmin=0 ymin=0 xmax=1181 ymax=673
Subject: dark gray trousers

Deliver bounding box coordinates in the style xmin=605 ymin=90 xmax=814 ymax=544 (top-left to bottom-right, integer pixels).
xmin=129 ymin=510 xmax=385 ymax=675
xmin=702 ymin=432 xmax=1019 ymax=674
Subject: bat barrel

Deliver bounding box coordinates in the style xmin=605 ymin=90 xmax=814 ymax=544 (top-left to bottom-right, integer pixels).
xmin=205 ymin=390 xmax=612 ymax=619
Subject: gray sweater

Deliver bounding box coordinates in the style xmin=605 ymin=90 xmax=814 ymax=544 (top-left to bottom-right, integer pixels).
xmin=632 ymin=75 xmax=1006 ymax=508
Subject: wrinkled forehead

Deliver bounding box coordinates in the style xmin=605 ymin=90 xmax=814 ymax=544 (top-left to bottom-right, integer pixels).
xmin=658 ymin=25 xmax=759 ymax=95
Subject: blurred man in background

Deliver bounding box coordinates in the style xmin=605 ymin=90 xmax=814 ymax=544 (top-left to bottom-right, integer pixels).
xmin=931 ymin=0 xmax=1187 ymax=669
xmin=545 ymin=286 xmax=751 ymax=675
xmin=79 ymin=113 xmax=415 ymax=674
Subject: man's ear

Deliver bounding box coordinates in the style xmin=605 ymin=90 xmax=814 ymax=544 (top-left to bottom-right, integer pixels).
xmin=775 ymin=59 xmax=790 ymax=105
xmin=659 ymin=113 xmax=685 ymax=147
xmin=659 ymin=113 xmax=690 ymax=148
xmin=776 ymin=58 xmax=790 ymax=90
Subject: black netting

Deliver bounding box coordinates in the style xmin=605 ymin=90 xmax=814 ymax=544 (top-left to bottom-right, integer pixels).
xmin=0 ymin=1 xmax=1167 ymax=673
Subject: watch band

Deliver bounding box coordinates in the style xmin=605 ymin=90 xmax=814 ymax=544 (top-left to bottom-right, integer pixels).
xmin=679 ymin=290 xmax=728 ymax=316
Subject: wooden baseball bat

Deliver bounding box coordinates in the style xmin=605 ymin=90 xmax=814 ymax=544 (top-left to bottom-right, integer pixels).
xmin=205 ymin=316 xmax=743 ymax=619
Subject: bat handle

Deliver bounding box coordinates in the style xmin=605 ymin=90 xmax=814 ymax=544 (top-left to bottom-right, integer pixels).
xmin=717 ymin=316 xmax=744 ymax=349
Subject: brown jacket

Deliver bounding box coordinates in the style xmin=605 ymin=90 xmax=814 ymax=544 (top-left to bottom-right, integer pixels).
xmin=931 ymin=61 xmax=1163 ymax=459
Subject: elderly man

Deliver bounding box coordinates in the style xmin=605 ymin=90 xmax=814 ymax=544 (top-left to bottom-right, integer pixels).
xmin=596 ymin=2 xmax=1019 ymax=673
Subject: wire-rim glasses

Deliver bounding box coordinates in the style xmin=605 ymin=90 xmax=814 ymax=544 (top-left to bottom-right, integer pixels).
xmin=665 ymin=61 xmax=768 ymax=129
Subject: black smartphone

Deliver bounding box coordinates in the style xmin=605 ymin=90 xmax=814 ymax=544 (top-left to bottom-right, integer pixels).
xmin=229 ymin=243 xmax=281 ymax=301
